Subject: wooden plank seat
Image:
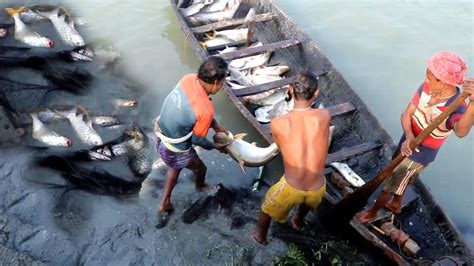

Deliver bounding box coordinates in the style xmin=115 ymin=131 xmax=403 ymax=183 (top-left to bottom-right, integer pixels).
xmin=191 ymin=13 xmax=275 ymax=34
xmin=218 ymin=38 xmax=300 ymax=61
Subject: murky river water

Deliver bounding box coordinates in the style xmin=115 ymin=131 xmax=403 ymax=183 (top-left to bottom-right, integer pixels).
xmin=1 ymin=0 xmax=472 ymax=250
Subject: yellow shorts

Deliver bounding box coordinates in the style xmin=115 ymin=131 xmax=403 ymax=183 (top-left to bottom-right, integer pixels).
xmin=261 ymin=176 xmax=326 ymax=223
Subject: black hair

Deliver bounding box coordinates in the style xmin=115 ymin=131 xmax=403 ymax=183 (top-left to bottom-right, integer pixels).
xmin=198 ymin=56 xmax=228 ymax=84
xmin=292 ymin=71 xmax=318 ymax=100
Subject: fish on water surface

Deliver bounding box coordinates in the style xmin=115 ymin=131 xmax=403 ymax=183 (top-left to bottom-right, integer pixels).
xmin=36 ymin=8 xmax=84 ymax=47
xmin=57 ymin=107 xmax=103 ymax=146
xmin=213 ymin=132 xmax=279 ymax=171
xmin=30 ymin=113 xmax=71 ymax=147
xmin=6 ymin=7 xmax=54 ymax=48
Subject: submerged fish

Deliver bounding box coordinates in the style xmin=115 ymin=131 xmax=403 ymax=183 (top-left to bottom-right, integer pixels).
xmin=213 ymin=132 xmax=279 ymax=171
xmin=58 ymin=107 xmax=103 ymax=146
xmin=6 ymin=7 xmax=54 ymax=48
xmin=91 ymin=116 xmax=121 ymax=127
xmin=30 ymin=113 xmax=71 ymax=147
xmin=0 ymin=28 xmax=6 ymax=38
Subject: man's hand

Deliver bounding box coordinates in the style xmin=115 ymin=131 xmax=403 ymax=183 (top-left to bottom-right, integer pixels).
xmin=401 ymin=136 xmax=419 ymax=157
xmin=213 ymin=142 xmax=228 ymax=154
xmin=211 ymin=119 xmax=229 ymax=134
xmin=462 ymin=77 xmax=474 ymax=102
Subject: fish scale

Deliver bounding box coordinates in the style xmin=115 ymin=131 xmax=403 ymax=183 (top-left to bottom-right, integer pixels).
xmin=38 ymin=9 xmax=84 ymax=47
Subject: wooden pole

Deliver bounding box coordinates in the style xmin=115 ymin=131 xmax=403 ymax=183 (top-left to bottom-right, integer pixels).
xmin=328 ymin=91 xmax=470 ymax=225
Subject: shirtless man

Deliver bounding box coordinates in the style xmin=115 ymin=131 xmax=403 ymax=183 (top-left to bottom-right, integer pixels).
xmin=251 ymin=72 xmax=331 ymax=245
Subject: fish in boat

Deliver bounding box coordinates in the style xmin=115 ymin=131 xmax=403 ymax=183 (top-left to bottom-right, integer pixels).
xmin=213 ymin=132 xmax=279 ymax=171
xmin=229 ymin=52 xmax=272 ymax=70
xmin=200 ymin=0 xmax=229 ymax=13
xmin=5 ymin=7 xmax=54 ymax=48
xmin=251 ymin=65 xmax=290 ymax=76
xmin=188 ymin=0 xmax=240 ymax=25
xmin=213 ymin=28 xmax=248 ymax=42
xmin=36 ymin=8 xmax=85 ymax=47
xmin=30 ymin=113 xmax=72 ymax=147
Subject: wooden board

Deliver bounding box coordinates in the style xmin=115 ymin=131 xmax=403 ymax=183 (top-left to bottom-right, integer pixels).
xmin=218 ymin=39 xmax=300 ymax=61
xmin=191 ymin=13 xmax=275 ymax=34
xmin=326 ymin=142 xmax=381 ymax=164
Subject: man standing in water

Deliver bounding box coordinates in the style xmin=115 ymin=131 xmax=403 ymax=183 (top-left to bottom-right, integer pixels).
xmin=357 ymin=52 xmax=474 ymax=223
xmin=251 ymin=72 xmax=331 ymax=245
xmin=154 ymin=56 xmax=229 ymax=228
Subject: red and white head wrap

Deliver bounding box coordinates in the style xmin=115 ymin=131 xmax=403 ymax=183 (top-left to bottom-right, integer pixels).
xmin=427 ymin=51 xmax=467 ymax=86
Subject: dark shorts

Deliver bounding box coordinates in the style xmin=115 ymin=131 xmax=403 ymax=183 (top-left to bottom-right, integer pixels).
xmin=157 ymin=141 xmax=197 ymax=170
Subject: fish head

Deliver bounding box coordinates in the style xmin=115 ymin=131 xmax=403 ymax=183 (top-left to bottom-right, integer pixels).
xmin=212 ymin=131 xmax=233 ymax=145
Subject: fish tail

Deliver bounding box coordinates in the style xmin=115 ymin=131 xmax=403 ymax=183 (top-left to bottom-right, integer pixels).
xmin=5 ymin=6 xmax=27 ymax=16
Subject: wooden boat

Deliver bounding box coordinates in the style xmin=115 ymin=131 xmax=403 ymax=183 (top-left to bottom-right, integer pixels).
xmin=170 ymin=0 xmax=473 ymax=264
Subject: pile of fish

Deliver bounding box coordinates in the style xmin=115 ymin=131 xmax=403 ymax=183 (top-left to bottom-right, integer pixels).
xmin=224 ymin=50 xmax=294 ymax=123
xmin=178 ymin=0 xmax=241 ymax=25
xmin=0 ymin=4 xmax=149 ymax=195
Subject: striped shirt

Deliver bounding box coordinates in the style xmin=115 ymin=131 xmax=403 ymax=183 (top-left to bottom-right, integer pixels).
xmin=397 ymin=82 xmax=467 ymax=165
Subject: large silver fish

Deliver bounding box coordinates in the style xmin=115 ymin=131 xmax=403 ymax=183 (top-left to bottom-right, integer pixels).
xmin=213 ymin=28 xmax=248 ymax=42
xmin=252 ymin=65 xmax=290 ymax=76
xmin=6 ymin=7 xmax=54 ymax=48
xmin=255 ymin=97 xmax=294 ymax=123
xmin=249 ymin=88 xmax=288 ymax=106
xmin=200 ymin=36 xmax=234 ymax=48
xmin=213 ymin=132 xmax=279 ymax=171
xmin=243 ymin=88 xmax=281 ymax=105
xmin=37 ymin=8 xmax=84 ymax=47
xmin=188 ymin=0 xmax=240 ymax=25
xmin=34 ymin=107 xmax=120 ymax=127
xmin=228 ymin=67 xmax=253 ymax=86
xmin=59 ymin=107 xmax=103 ymax=146
xmin=30 ymin=113 xmax=72 ymax=147
xmin=229 ymin=52 xmax=272 ymax=70
xmin=201 ymin=0 xmax=229 ymax=13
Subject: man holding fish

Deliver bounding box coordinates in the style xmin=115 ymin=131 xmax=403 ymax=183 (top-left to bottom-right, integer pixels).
xmin=154 ymin=56 xmax=229 ymax=228
xmin=251 ymin=72 xmax=331 ymax=245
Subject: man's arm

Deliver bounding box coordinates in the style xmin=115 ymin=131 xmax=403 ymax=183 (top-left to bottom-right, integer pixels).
xmin=400 ymin=103 xmax=417 ymax=156
xmin=210 ymin=119 xmax=228 ymax=134
xmin=453 ymin=79 xmax=474 ymax=138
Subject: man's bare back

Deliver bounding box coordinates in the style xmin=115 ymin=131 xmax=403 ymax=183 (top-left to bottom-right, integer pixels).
xmin=270 ymin=108 xmax=331 ymax=191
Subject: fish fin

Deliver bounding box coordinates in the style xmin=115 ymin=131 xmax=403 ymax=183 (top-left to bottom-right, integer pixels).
xmin=239 ymin=161 xmax=246 ymax=173
xmin=36 ymin=7 xmax=59 ymax=19
xmin=77 ymin=105 xmax=89 ymax=117
xmin=5 ymin=6 xmax=27 ymax=16
xmin=198 ymin=41 xmax=207 ymax=48
xmin=234 ymin=133 xmax=247 ymax=140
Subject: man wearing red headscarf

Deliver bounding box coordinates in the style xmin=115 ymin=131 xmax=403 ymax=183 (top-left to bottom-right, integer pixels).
xmin=356 ymin=51 xmax=474 ymax=223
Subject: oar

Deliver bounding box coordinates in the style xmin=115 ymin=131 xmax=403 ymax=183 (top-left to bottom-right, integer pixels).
xmin=328 ymin=91 xmax=470 ymax=225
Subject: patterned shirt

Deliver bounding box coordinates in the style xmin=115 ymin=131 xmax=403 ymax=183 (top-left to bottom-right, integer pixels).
xmin=397 ymin=82 xmax=467 ymax=165
xmin=159 ymin=74 xmax=215 ymax=151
